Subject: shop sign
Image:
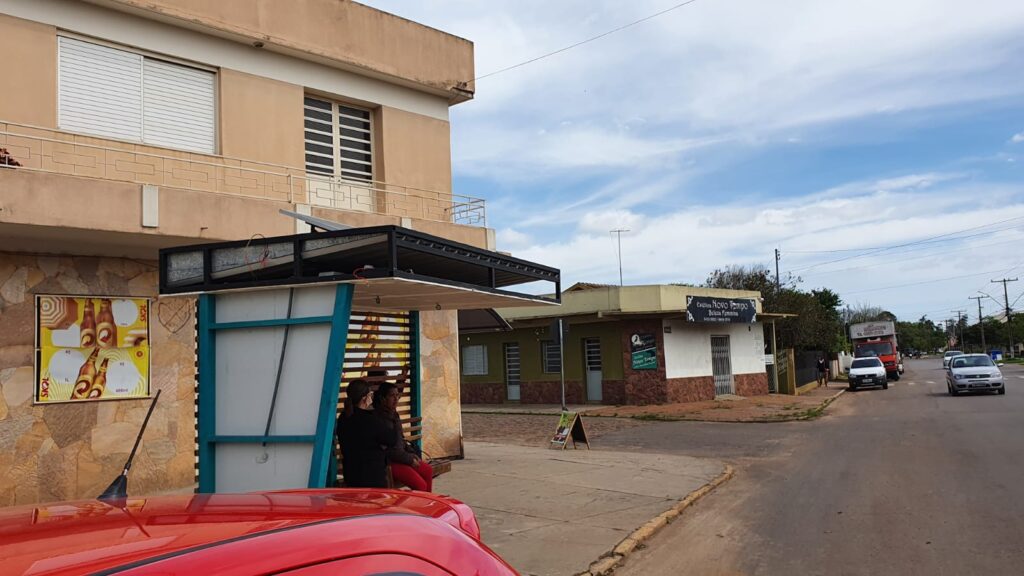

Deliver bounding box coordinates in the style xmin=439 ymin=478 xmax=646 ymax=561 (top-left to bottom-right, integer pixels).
xmin=686 ymin=296 xmax=757 ymax=323
xmin=36 ymin=296 xmax=150 ymax=403
xmin=630 ymin=333 xmax=657 ymax=370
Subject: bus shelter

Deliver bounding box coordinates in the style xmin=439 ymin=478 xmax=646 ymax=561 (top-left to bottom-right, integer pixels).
xmin=159 ymin=225 xmax=559 ymax=493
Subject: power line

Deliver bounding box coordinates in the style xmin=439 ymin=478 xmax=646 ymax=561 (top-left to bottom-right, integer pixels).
xmin=789 ymin=214 xmax=1024 ymax=273
xmin=898 ymin=258 xmax=1024 ymax=321
xmin=801 ymin=237 xmax=1024 ymax=279
xmin=473 ymin=0 xmax=703 ymax=82
xmin=786 ymin=221 xmax=1024 ymax=256
xmin=842 ymin=268 xmax=1011 ymax=296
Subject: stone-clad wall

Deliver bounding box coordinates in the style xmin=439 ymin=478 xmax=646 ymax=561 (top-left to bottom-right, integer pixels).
xmin=619 ymin=319 xmax=669 ymax=405
xmin=0 ymin=253 xmax=197 ymax=506
xmin=460 ymin=381 xmax=506 ymax=404
xmin=735 ymin=372 xmax=769 ymax=396
xmin=666 ymin=376 xmax=716 ymax=403
xmin=418 ymin=310 xmax=463 ymax=459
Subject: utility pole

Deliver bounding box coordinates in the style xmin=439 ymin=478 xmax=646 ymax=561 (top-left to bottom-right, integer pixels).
xmin=969 ymin=295 xmax=986 ymax=352
xmin=610 ymin=229 xmax=630 ymax=287
xmin=992 ymin=278 xmax=1018 ymax=358
xmin=952 ymin=310 xmax=966 ymax=351
xmin=774 ymin=248 xmax=781 ymax=292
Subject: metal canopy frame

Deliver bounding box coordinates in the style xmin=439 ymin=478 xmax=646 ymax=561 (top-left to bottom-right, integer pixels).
xmin=159 ymin=225 xmax=561 ymax=304
xmin=174 ymin=226 xmax=560 ymax=493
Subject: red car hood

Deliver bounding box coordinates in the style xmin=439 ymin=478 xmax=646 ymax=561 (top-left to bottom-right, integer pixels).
xmin=0 ymin=489 xmax=478 ymax=576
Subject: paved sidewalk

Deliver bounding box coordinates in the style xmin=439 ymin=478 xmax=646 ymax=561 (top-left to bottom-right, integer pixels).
xmin=435 ymin=441 xmax=725 ymax=576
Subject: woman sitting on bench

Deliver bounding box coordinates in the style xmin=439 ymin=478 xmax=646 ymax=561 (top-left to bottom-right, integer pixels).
xmin=374 ymin=382 xmax=433 ymax=492
xmin=337 ymin=379 xmax=395 ymax=488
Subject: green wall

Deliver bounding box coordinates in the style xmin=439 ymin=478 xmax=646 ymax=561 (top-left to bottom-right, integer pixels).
xmin=460 ymin=321 xmax=625 ymax=384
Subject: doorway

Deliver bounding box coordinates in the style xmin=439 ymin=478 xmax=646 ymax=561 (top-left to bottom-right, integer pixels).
xmin=504 ymin=343 xmax=521 ymax=401
xmin=583 ymin=337 xmax=603 ymax=402
xmin=711 ymin=335 xmax=734 ymax=395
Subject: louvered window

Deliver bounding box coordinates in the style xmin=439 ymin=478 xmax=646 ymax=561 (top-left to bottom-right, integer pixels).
xmin=58 ymin=36 xmax=216 ymax=154
xmin=542 ymin=341 xmax=562 ymax=373
xmin=304 ymin=96 xmax=373 ymax=182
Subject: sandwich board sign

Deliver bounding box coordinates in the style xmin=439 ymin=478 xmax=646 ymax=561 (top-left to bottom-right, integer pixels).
xmin=550 ymin=411 xmax=590 ymax=450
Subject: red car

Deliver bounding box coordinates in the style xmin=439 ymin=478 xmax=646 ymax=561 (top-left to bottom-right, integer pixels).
xmin=0 ymin=489 xmax=518 ymax=576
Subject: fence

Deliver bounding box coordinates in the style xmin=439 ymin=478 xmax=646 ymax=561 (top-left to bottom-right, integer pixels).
xmin=0 ymin=122 xmax=485 ymax=227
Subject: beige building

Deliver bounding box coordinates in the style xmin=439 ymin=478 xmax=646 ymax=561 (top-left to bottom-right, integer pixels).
xmin=461 ymin=283 xmax=771 ymax=405
xmin=0 ymin=0 xmax=488 ymax=505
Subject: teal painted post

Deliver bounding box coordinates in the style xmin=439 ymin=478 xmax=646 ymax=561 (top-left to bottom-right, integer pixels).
xmin=410 ymin=311 xmax=422 ymax=446
xmin=308 ymin=284 xmax=354 ymax=487
xmin=196 ymin=295 xmax=217 ymax=493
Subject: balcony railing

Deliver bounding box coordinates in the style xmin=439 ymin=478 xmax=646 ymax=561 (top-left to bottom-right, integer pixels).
xmin=0 ymin=122 xmax=485 ymax=227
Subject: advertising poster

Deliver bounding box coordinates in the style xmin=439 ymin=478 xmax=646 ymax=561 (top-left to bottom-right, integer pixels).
xmin=36 ymin=296 xmax=150 ymax=403
xmin=550 ymin=411 xmax=590 ymax=450
xmin=630 ymin=333 xmax=658 ymax=370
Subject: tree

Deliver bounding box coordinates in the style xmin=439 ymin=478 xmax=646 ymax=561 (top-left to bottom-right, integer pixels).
xmin=843 ymin=304 xmax=896 ymax=324
xmin=702 ymin=265 xmax=845 ymax=354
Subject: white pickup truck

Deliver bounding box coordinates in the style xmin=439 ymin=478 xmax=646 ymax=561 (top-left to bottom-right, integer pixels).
xmin=847 ymin=357 xmax=888 ymax=391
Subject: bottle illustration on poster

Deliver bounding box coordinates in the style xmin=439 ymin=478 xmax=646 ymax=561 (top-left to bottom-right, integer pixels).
xmin=36 ymin=296 xmax=151 ymax=403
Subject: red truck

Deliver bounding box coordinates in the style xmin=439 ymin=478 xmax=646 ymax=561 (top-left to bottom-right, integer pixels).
xmin=850 ymin=321 xmax=903 ymax=381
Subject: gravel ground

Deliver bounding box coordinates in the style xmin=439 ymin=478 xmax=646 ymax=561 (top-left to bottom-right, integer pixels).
xmin=586 ymin=387 xmax=844 ymax=422
xmin=461 ymin=412 xmax=649 ymax=447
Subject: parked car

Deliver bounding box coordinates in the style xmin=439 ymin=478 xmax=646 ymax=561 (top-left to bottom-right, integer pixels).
xmin=943 ymin=350 xmax=964 ymax=368
xmin=946 ymin=353 xmax=1006 ymax=396
xmin=847 ymin=357 xmax=888 ymax=391
xmin=0 ymin=489 xmax=519 ymax=576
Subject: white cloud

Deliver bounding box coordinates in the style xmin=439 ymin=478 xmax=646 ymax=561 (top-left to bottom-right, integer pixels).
xmin=496 ymin=228 xmax=532 ymax=250
xmin=503 ymin=175 xmax=1024 ymax=319
xmin=1011 ymin=132 xmax=1024 ymax=143
xmin=576 ymin=209 xmax=646 ymax=236
xmin=359 ymin=1 xmax=1024 ymax=319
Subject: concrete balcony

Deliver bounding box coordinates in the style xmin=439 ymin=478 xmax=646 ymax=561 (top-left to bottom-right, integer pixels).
xmin=0 ymin=122 xmax=490 ymax=257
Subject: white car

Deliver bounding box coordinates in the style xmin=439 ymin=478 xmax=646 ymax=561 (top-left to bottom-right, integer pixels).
xmin=943 ymin=350 xmax=964 ymax=368
xmin=946 ymin=353 xmax=1005 ymax=396
xmin=848 ymin=357 xmax=888 ymax=391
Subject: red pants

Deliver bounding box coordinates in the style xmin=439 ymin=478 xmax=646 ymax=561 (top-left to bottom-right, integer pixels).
xmin=391 ymin=460 xmax=433 ymax=492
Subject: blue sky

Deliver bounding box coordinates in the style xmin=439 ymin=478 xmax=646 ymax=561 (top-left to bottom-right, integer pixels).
xmin=364 ymin=0 xmax=1024 ymax=323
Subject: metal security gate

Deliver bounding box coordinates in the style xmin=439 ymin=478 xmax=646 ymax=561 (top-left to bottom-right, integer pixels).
xmin=504 ymin=343 xmax=521 ymax=401
xmin=584 ymin=338 xmax=603 ymax=402
xmin=711 ymin=335 xmax=734 ymax=395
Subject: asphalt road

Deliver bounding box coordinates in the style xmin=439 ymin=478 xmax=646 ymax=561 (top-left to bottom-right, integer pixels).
xmin=599 ymin=358 xmax=1024 ymax=576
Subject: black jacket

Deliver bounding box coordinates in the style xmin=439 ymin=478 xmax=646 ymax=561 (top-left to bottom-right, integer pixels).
xmin=377 ymin=409 xmax=417 ymax=467
xmin=337 ymin=408 xmax=395 ymax=488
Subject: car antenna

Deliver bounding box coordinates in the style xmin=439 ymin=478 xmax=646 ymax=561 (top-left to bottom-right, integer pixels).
xmin=98 ymin=389 xmax=161 ymax=503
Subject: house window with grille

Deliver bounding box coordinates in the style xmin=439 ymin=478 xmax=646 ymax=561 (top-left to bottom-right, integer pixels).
xmin=303 ymin=96 xmax=373 ymax=182
xmin=462 ymin=345 xmax=488 ymax=376
xmin=541 ymin=340 xmax=562 ymax=373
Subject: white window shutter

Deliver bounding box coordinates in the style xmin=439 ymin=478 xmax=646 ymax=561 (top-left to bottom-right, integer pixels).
xmin=58 ymin=37 xmax=143 ymax=142
xmin=143 ymin=59 xmax=216 ymax=153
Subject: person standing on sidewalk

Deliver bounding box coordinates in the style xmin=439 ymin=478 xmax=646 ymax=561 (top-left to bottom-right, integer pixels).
xmin=817 ymin=355 xmax=829 ymax=388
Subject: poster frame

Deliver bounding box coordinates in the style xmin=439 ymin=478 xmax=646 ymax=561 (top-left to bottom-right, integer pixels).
xmin=33 ymin=293 xmax=153 ymax=405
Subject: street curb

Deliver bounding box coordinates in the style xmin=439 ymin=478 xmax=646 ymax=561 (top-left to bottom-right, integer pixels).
xmin=578 ymin=464 xmax=736 ymax=576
